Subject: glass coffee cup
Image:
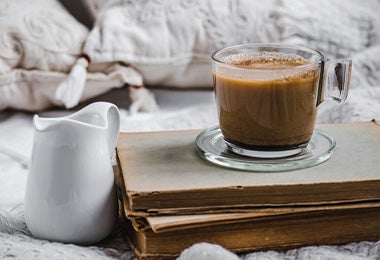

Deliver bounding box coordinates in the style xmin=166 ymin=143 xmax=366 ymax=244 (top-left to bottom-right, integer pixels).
xmin=211 ymin=43 xmax=351 ymax=158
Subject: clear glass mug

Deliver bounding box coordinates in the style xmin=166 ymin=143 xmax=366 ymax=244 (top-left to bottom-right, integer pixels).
xmin=211 ymin=43 xmax=352 ymax=158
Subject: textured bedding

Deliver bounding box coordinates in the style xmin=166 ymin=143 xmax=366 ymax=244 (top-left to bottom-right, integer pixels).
xmin=1 ymin=88 xmax=380 ymax=259
xmin=1 ymin=0 xmax=380 ymax=259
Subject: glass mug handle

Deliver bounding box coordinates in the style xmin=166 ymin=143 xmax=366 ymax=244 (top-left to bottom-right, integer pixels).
xmin=317 ymin=59 xmax=352 ymax=106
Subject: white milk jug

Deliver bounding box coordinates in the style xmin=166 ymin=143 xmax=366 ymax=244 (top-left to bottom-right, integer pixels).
xmin=25 ymin=102 xmax=120 ymax=244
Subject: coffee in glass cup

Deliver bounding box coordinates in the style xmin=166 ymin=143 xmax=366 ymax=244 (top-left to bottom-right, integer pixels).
xmin=211 ymin=44 xmax=351 ymax=158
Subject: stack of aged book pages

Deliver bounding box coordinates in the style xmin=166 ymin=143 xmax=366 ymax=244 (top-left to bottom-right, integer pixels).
xmin=115 ymin=122 xmax=380 ymax=259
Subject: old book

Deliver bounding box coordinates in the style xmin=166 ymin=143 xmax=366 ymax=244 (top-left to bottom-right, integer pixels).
xmin=114 ymin=161 xmax=380 ymax=232
xmin=120 ymin=203 xmax=380 ymax=259
xmin=115 ymin=122 xmax=380 ymax=215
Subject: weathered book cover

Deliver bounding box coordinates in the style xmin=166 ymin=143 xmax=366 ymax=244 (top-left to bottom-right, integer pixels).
xmin=120 ymin=204 xmax=380 ymax=259
xmin=114 ymin=161 xmax=380 ymax=234
xmin=116 ymin=122 xmax=380 ymax=215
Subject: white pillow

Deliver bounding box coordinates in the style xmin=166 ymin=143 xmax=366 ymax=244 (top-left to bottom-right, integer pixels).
xmin=274 ymin=0 xmax=380 ymax=89
xmin=84 ymin=0 xmax=380 ymax=90
xmin=0 ymin=0 xmax=143 ymax=111
xmin=84 ymin=0 xmax=280 ymax=87
xmin=0 ymin=64 xmax=142 ymax=111
xmin=0 ymin=0 xmax=87 ymax=74
xmin=275 ymin=0 xmax=380 ymax=57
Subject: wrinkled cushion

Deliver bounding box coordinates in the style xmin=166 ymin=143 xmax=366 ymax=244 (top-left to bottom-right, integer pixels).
xmin=84 ymin=0 xmax=279 ymax=87
xmin=0 ymin=0 xmax=88 ymax=74
xmin=0 ymin=0 xmax=87 ymax=111
xmin=0 ymin=0 xmax=143 ymax=111
xmin=276 ymin=0 xmax=380 ymax=58
xmin=275 ymin=0 xmax=380 ymax=90
xmin=0 ymin=64 xmax=142 ymax=111
xmin=84 ymin=0 xmax=380 ymax=89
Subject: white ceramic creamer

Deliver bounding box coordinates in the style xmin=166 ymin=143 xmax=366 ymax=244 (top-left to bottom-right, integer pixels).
xmin=25 ymin=102 xmax=120 ymax=244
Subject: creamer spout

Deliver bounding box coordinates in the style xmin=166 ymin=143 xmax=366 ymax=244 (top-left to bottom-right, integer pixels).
xmin=33 ymin=115 xmax=54 ymax=132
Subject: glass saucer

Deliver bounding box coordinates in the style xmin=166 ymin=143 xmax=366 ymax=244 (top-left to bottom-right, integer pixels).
xmin=195 ymin=126 xmax=336 ymax=172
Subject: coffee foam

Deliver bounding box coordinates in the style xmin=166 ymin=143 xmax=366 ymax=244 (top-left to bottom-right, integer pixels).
xmin=221 ymin=52 xmax=309 ymax=67
xmin=218 ymin=52 xmax=318 ymax=81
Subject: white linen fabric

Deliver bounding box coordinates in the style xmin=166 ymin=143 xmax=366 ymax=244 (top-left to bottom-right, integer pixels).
xmin=0 ymin=0 xmax=87 ymax=74
xmin=86 ymin=0 xmax=380 ymax=89
xmin=0 ymin=0 xmax=144 ymax=111
xmin=0 ymin=64 xmax=142 ymax=111
xmin=0 ymin=89 xmax=380 ymax=259
xmin=85 ymin=0 xmax=279 ymax=87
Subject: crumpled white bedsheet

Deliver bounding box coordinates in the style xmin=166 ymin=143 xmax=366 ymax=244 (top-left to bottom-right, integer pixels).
xmin=0 ymin=88 xmax=380 ymax=259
